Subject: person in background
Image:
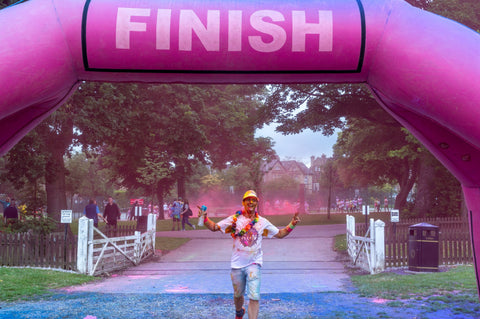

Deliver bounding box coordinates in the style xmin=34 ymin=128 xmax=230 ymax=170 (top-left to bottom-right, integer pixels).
xmin=171 ymin=198 xmax=182 ymax=231
xmin=83 ymin=198 xmax=105 ymax=227
xmin=0 ymin=196 xmax=10 ymax=213
xmin=384 ymin=197 xmax=389 ymax=212
xmin=181 ymin=199 xmax=195 ymax=231
xmin=128 ymin=201 xmax=138 ymax=221
xmin=199 ymin=190 xmax=300 ymax=319
xmin=3 ymin=198 xmax=18 ymax=225
xmin=103 ymin=196 xmax=121 ymax=236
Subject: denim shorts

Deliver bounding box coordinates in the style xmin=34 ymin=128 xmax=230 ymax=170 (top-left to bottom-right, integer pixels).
xmin=230 ymin=263 xmax=261 ymax=301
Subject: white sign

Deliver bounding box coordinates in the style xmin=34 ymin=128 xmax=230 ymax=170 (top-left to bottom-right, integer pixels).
xmin=61 ymin=210 xmax=73 ymax=224
xmin=391 ymin=209 xmax=400 ymax=223
xmin=362 ymin=205 xmax=369 ymax=215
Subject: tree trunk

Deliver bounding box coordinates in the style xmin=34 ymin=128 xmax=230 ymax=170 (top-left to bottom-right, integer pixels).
xmin=45 ymin=150 xmax=68 ymax=222
xmin=413 ymin=153 xmax=435 ymax=218
xmin=156 ymin=182 xmax=166 ymax=220
xmin=394 ymin=158 xmax=418 ymax=212
xmin=176 ymin=165 xmax=186 ymax=199
xmin=42 ymin=118 xmax=73 ymax=222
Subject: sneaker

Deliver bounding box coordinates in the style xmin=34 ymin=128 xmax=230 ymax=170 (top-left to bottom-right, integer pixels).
xmin=235 ymin=307 xmax=245 ymax=319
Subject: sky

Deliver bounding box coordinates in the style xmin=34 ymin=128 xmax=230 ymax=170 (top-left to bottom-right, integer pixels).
xmin=255 ymin=123 xmax=338 ymax=167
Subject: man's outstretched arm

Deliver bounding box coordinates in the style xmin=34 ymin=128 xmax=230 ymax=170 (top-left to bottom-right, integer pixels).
xmin=274 ymin=212 xmax=300 ymax=239
xmin=198 ymin=208 xmax=221 ymax=232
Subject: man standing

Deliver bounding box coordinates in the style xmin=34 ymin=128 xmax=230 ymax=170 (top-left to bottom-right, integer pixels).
xmin=3 ymin=198 xmax=18 ymax=225
xmin=200 ymin=190 xmax=300 ymax=319
xmin=83 ymin=199 xmax=104 ymax=227
xmin=171 ymin=198 xmax=182 ymax=231
xmin=104 ymin=196 xmax=121 ymax=236
xmin=180 ymin=199 xmax=195 ymax=231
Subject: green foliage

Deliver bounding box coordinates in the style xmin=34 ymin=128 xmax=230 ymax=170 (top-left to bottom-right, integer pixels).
xmin=263 ymin=175 xmax=300 ymax=202
xmin=200 ymin=173 xmax=224 ymax=190
xmin=71 ymin=82 xmax=271 ymax=204
xmin=0 ymin=216 xmax=58 ymax=235
xmin=64 ymin=152 xmax=114 ymax=199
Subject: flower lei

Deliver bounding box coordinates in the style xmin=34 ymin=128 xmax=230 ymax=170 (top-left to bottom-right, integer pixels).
xmin=231 ymin=210 xmax=259 ymax=238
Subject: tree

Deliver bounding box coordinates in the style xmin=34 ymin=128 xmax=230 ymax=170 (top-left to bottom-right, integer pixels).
xmin=332 ymin=118 xmax=421 ymax=211
xmin=68 ymin=83 xmax=272 ymax=217
xmin=319 ymin=158 xmax=342 ymax=219
xmin=0 ymin=109 xmax=74 ymax=220
xmin=64 ymin=153 xmax=116 ymax=209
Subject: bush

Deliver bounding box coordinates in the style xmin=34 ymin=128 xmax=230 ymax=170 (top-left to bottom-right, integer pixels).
xmin=1 ymin=216 xmax=58 ymax=235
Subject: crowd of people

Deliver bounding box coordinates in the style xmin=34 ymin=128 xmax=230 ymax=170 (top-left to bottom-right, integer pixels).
xmin=335 ymin=196 xmax=390 ymax=213
xmin=81 ymin=196 xmax=199 ymax=233
xmin=166 ymin=197 xmax=195 ymax=231
xmin=1 ymin=196 xmax=18 ymax=226
xmin=335 ymin=197 xmax=363 ymax=213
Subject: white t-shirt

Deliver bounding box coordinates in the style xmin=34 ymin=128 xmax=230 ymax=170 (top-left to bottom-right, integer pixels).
xmin=217 ymin=213 xmax=279 ymax=269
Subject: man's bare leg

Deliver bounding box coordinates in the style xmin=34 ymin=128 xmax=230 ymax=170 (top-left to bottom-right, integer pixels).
xmin=248 ymin=300 xmax=259 ymax=319
xmin=234 ymin=296 xmax=244 ymax=311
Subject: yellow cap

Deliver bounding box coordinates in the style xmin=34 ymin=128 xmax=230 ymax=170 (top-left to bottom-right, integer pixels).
xmin=242 ymin=190 xmax=259 ymax=201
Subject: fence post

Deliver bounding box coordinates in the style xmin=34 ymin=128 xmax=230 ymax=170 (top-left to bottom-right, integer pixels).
xmin=346 ymin=215 xmax=355 ymax=260
xmin=134 ymin=231 xmax=141 ymax=264
xmin=369 ymin=218 xmax=375 ymax=274
xmin=77 ymin=217 xmax=91 ymax=274
xmin=373 ymin=219 xmax=385 ymax=274
xmin=87 ymin=218 xmax=94 ymax=275
xmin=147 ymin=213 xmax=157 ymax=250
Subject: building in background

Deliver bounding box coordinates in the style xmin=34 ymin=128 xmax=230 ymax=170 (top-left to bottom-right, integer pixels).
xmin=262 ymin=155 xmax=328 ymax=195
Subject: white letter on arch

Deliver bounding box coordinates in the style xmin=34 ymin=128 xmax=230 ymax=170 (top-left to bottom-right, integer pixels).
xmin=292 ymin=10 xmax=333 ymax=52
xmin=179 ymin=10 xmax=220 ymax=51
xmin=249 ymin=10 xmax=287 ymax=53
xmin=228 ymin=10 xmax=242 ymax=51
xmin=156 ymin=9 xmax=172 ymax=50
xmin=116 ymin=8 xmax=151 ymax=49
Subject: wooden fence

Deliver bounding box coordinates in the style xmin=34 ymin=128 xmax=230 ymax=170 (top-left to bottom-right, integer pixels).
xmin=77 ymin=215 xmax=157 ymax=276
xmin=356 ymin=217 xmax=472 ymax=268
xmin=95 ymin=224 xmax=138 ymax=238
xmin=0 ymin=232 xmax=77 ymax=270
xmin=0 ymin=223 xmax=139 ymax=271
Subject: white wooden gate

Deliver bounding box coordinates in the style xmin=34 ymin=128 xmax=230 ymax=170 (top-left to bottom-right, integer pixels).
xmin=346 ymin=214 xmax=385 ymax=274
xmin=77 ymin=214 xmax=156 ymax=276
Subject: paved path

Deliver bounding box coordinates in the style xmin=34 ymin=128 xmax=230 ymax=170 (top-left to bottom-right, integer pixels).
xmin=67 ymin=224 xmax=350 ymax=295
xmin=1 ymin=224 xmax=479 ymax=318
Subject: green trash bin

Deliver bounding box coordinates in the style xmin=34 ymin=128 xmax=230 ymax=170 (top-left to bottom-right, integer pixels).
xmin=408 ymin=223 xmax=439 ymax=272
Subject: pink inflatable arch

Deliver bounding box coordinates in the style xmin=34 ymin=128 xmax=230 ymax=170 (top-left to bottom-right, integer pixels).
xmin=1 ymin=0 xmax=480 ymax=291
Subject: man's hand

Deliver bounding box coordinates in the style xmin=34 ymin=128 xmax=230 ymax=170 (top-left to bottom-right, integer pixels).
xmin=292 ymin=212 xmax=300 ymax=225
xmin=197 ymin=206 xmax=206 ymax=217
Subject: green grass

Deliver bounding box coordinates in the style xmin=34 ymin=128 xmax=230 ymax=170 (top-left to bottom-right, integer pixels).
xmin=0 ymin=268 xmax=98 ymax=302
xmin=334 ymin=234 xmax=347 ymax=251
xmin=155 ymin=236 xmax=191 ymax=253
xmin=351 ymin=265 xmax=478 ymax=300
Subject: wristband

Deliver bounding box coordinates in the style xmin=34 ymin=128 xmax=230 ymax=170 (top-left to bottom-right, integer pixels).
xmin=286 ymin=222 xmax=296 ymax=233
